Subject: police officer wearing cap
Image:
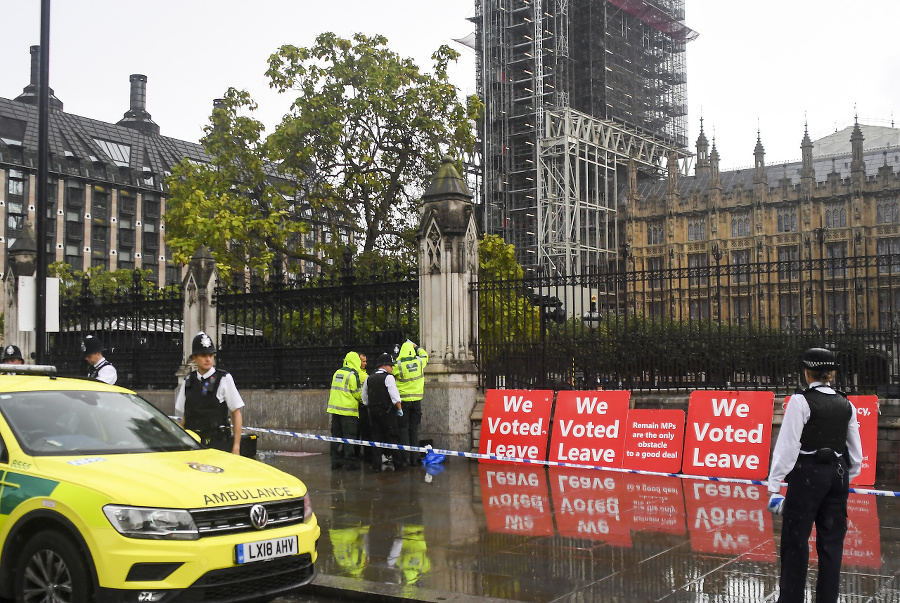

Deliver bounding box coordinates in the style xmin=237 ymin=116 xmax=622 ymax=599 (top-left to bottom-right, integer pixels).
xmin=766 ymin=347 xmax=863 ymax=603
xmin=1 ymin=345 xmax=24 ymax=365
xmin=175 ymin=332 xmax=245 ymax=454
xmin=361 ymin=353 xmax=406 ymax=472
xmin=83 ymin=335 xmax=117 ymax=385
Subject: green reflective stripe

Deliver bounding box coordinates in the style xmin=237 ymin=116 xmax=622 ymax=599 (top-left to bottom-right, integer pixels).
xmin=0 ymin=471 xmax=59 ymax=515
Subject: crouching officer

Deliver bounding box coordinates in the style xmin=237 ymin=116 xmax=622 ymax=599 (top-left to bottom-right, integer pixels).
xmin=766 ymin=347 xmax=863 ymax=603
xmin=175 ymin=332 xmax=245 ymax=454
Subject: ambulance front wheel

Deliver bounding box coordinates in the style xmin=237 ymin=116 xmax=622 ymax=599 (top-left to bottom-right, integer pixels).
xmin=14 ymin=530 xmax=93 ymax=603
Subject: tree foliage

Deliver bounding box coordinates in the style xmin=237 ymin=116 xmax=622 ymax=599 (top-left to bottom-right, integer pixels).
xmin=49 ymin=262 xmax=159 ymax=298
xmin=477 ymin=234 xmax=540 ymax=346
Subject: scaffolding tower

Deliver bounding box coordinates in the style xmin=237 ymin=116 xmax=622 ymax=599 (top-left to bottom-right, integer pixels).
xmin=476 ymin=0 xmax=697 ymax=273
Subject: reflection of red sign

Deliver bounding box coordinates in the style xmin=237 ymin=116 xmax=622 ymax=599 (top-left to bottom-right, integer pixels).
xmin=549 ymin=467 xmax=631 ymax=546
xmin=809 ymin=494 xmax=881 ymax=569
xmin=479 ymin=464 xmax=554 ymax=536
xmin=684 ymin=480 xmax=776 ymax=562
xmin=848 ymin=395 xmax=878 ymax=487
xmin=479 ymin=389 xmax=553 ymax=463
xmin=683 ymin=391 xmax=774 ymax=479
xmin=621 ymin=473 xmax=686 ymax=534
xmin=548 ymin=391 xmax=629 ymax=468
xmin=622 ymin=409 xmax=685 ymax=473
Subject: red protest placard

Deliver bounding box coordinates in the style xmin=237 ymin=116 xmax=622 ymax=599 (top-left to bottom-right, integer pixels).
xmin=683 ymin=480 xmax=776 ymax=562
xmin=479 ymin=464 xmax=554 ymax=536
xmin=621 ymin=473 xmax=686 ymax=535
xmin=622 ymin=409 xmax=685 ymax=473
xmin=548 ymin=467 xmax=632 ymax=546
xmin=682 ymin=391 xmax=774 ymax=480
xmin=479 ymin=389 xmax=553 ymax=464
xmin=848 ymin=395 xmax=878 ymax=487
xmin=548 ymin=390 xmax=630 ymax=468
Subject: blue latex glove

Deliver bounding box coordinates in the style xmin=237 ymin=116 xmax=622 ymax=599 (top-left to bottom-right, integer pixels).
xmin=767 ymin=493 xmax=785 ymax=515
xmin=397 ymin=408 xmax=404 ymax=417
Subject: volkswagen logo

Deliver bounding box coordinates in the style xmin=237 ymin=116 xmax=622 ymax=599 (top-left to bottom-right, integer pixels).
xmin=249 ymin=504 xmax=269 ymax=529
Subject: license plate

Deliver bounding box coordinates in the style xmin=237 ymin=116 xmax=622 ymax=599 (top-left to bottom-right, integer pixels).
xmin=235 ymin=535 xmax=298 ymax=564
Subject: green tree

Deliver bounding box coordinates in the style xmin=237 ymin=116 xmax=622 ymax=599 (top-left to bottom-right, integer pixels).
xmin=477 ymin=234 xmax=540 ymax=346
xmin=266 ymin=32 xmax=480 ymax=256
xmin=49 ymin=262 xmax=158 ymax=298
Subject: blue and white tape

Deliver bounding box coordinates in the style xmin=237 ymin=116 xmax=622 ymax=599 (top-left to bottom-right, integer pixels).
xmin=242 ymin=425 xmax=900 ymax=498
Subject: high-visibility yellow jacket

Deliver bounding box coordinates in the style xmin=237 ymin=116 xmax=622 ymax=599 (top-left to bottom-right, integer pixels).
xmin=331 ymin=525 xmax=369 ymax=578
xmin=396 ymin=524 xmax=430 ymax=584
xmin=395 ymin=341 xmax=428 ymax=403
xmin=327 ymin=352 xmax=365 ymax=416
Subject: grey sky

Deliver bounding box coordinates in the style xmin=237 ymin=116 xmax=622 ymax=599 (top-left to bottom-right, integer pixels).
xmin=2 ymin=1 xmax=897 ymax=173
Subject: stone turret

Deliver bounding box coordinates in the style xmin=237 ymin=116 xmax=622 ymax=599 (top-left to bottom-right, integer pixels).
xmin=695 ymin=117 xmax=710 ymax=176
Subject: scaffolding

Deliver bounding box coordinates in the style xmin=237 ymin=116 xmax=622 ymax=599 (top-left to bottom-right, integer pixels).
xmin=476 ymin=0 xmax=696 ymax=272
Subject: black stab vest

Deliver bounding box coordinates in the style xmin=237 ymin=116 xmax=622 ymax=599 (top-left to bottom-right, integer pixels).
xmin=183 ymin=369 xmax=229 ymax=432
xmin=87 ymin=358 xmax=111 ymax=381
xmin=799 ymin=387 xmax=852 ymax=454
xmin=366 ymin=371 xmax=394 ymax=413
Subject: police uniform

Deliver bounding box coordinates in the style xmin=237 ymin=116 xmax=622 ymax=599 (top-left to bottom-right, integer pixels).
xmin=395 ymin=341 xmax=428 ymax=465
xmin=1 ymin=345 xmax=24 ymax=364
xmin=767 ymin=348 xmax=863 ymax=603
xmin=327 ymin=352 xmax=365 ymax=470
xmin=362 ymin=353 xmax=406 ymax=471
xmin=175 ymin=333 xmax=245 ymax=452
xmin=82 ymin=335 xmax=117 ymax=385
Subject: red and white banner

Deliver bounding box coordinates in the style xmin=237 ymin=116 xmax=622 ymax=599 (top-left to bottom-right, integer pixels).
xmin=479 ymin=464 xmax=554 ymax=536
xmin=682 ymin=391 xmax=774 ymax=479
xmin=684 ymin=480 xmax=776 ymax=562
xmin=548 ymin=391 xmax=630 ymax=467
xmin=479 ymin=389 xmax=553 ymax=463
xmin=622 ymin=409 xmax=685 ymax=473
xmin=848 ymin=395 xmax=878 ymax=487
xmin=549 ymin=467 xmax=632 ymax=546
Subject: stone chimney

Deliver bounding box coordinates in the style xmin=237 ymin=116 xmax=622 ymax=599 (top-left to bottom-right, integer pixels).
xmin=116 ymin=74 xmax=160 ymax=135
xmin=14 ymin=45 xmax=63 ymax=110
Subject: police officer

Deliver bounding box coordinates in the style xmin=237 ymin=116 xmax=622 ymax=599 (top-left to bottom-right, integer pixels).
xmin=327 ymin=351 xmax=366 ymax=470
xmin=362 ymin=353 xmax=406 ymax=472
xmin=766 ymin=347 xmax=863 ymax=603
xmin=175 ymin=332 xmax=245 ymax=454
xmin=1 ymin=345 xmax=24 ymax=365
xmin=395 ymin=340 xmax=428 ymax=465
xmin=83 ymin=335 xmax=117 ymax=385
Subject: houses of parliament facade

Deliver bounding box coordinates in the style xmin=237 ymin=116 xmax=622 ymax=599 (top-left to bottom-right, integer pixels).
xmin=624 ymin=118 xmax=900 ymax=334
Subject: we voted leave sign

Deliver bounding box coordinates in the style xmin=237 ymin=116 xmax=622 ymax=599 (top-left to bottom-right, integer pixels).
xmin=682 ymin=391 xmax=774 ymax=479
xmin=479 ymin=389 xmax=553 ymax=463
xmin=548 ymin=391 xmax=630 ymax=467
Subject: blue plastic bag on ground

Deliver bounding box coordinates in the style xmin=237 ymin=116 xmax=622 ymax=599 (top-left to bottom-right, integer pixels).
xmin=421 ymin=446 xmax=445 ymax=466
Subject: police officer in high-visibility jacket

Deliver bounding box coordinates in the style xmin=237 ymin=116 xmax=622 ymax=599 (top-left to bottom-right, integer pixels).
xmin=766 ymin=347 xmax=863 ymax=603
xmin=327 ymin=351 xmax=366 ymax=470
xmin=394 ymin=340 xmax=428 ymax=465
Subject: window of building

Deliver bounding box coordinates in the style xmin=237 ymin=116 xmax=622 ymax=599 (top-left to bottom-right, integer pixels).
xmin=877 ymin=196 xmax=899 ymax=224
xmin=826 ymin=291 xmax=849 ymax=332
xmin=646 ymin=220 xmax=663 ymax=245
xmin=91 ymin=186 xmax=110 ymax=268
xmin=825 ymin=203 xmax=846 ymax=228
xmin=731 ymin=212 xmax=750 ymax=237
xmin=118 ymin=191 xmax=136 ymax=270
xmin=777 ymin=206 xmax=797 ymax=233
xmin=689 ymin=299 xmax=709 ymax=321
xmin=826 ymin=242 xmax=846 ymax=278
xmin=688 ymin=253 xmax=708 ymax=287
xmin=646 ymin=256 xmax=664 ymax=290
xmin=93 ymin=139 xmax=131 ymax=167
xmin=877 ymin=238 xmax=900 ymax=274
xmin=64 ymin=182 xmax=85 ymax=271
xmin=45 ymin=177 xmax=58 ymax=256
xmin=879 ymin=290 xmax=900 ymax=331
xmin=6 ymin=169 xmax=26 ymax=248
xmin=732 ymin=296 xmax=751 ymax=325
xmin=778 ymin=245 xmax=800 ymax=281
xmin=731 ymin=249 xmax=751 ymax=283
xmin=687 ymin=217 xmax=706 ymax=241
xmin=142 ymin=195 xmax=160 ymax=259
xmin=780 ymin=294 xmax=800 ymax=331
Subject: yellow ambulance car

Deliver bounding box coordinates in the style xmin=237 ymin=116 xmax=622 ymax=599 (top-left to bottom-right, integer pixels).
xmin=0 ymin=367 xmax=319 ymax=602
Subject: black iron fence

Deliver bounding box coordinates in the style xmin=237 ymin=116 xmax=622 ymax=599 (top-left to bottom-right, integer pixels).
xmin=473 ymin=251 xmax=900 ymax=395
xmin=215 ymin=257 xmax=418 ymax=388
xmin=49 ymin=274 xmax=184 ymax=389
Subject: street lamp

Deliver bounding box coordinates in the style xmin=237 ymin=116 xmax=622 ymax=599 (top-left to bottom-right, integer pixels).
xmin=582 ymin=294 xmax=601 ymax=330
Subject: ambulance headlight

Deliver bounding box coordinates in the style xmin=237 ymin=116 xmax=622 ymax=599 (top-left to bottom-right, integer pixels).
xmin=103 ymin=505 xmax=198 ymax=540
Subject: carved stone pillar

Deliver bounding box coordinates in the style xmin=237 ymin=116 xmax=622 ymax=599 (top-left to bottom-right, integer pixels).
xmin=181 ymin=246 xmax=219 ymax=371
xmin=4 ymin=225 xmax=38 ymax=362
xmin=416 ymin=156 xmax=480 ymax=451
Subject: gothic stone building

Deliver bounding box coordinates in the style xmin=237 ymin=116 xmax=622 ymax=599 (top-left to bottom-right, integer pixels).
xmin=624 ymin=119 xmax=900 ymax=333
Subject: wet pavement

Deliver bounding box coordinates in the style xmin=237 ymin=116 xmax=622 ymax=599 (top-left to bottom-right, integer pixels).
xmin=266 ymin=451 xmax=900 ymax=602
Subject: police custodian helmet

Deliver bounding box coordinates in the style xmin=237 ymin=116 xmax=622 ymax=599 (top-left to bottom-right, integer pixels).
xmin=191 ymin=332 xmax=217 ymax=355
xmin=802 ymin=347 xmax=837 ymax=371
xmin=1 ymin=345 xmax=22 ymax=362
xmin=375 ymin=353 xmax=393 ymax=368
xmin=82 ymin=335 xmax=104 ymax=356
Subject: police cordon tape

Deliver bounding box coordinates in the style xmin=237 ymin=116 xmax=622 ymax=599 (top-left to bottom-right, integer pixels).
xmin=242 ymin=426 xmax=900 ymax=499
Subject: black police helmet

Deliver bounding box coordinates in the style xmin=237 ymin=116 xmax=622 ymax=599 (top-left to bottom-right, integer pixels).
xmin=191 ymin=332 xmax=217 ymax=355
xmin=802 ymin=347 xmax=837 ymax=371
xmin=1 ymin=345 xmax=22 ymax=362
xmin=375 ymin=353 xmax=394 ymax=368
xmin=82 ymin=335 xmax=104 ymax=356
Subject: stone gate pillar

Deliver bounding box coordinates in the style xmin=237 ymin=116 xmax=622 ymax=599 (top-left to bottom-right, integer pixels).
xmin=3 ymin=225 xmax=38 ymax=363
xmin=417 ymin=156 xmax=479 ymax=451
xmin=181 ymin=246 xmax=219 ymax=370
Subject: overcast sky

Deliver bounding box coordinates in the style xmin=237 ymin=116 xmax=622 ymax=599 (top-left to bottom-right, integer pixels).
xmin=2 ymin=1 xmax=897 ymax=174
